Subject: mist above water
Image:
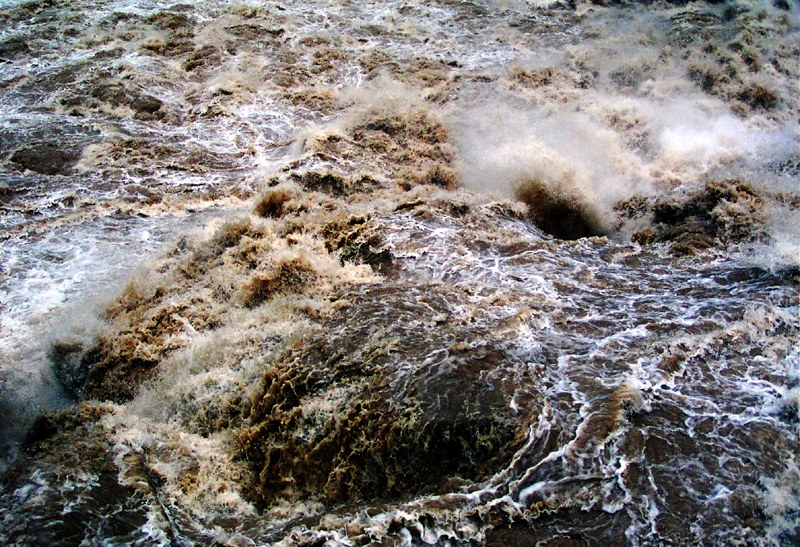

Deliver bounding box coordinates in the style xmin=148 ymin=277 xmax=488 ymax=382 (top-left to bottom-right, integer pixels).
xmin=0 ymin=0 xmax=797 ymax=545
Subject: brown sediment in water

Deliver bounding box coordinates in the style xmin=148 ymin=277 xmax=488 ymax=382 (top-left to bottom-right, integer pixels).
xmin=146 ymin=10 xmax=194 ymax=31
xmin=41 ymin=88 xmax=538 ymax=515
xmin=241 ymin=255 xmax=318 ymax=308
xmin=322 ymin=215 xmax=393 ymax=272
xmin=27 ymin=172 xmax=800 ymax=544
xmin=1 ymin=403 xmax=150 ymax=544
xmin=567 ymin=383 xmax=643 ymax=457
xmin=617 ymin=179 xmax=768 ymax=255
xmin=284 ymin=169 xmax=378 ymax=196
xmin=235 ymin=102 xmax=459 ymax=202
xmin=49 ymin=185 xmax=385 ymax=402
xmin=49 ymin=100 xmax=457 ymax=403
xmin=81 ymin=137 xmax=246 ymax=176
xmin=0 ymin=35 xmax=31 ymax=60
xmin=5 ymin=1 xmax=797 ymax=544
xmin=52 ymin=279 xmax=226 ymax=402
xmin=253 ymin=183 xmax=303 ymax=219
xmin=59 ymin=79 xmax=167 ymax=121
xmin=680 ymin=6 xmax=795 ymax=117
xmin=9 ymin=142 xmax=83 ymax=176
xmin=237 ymin=284 xmax=539 ymax=507
xmin=182 ymin=45 xmax=223 ymax=72
xmin=516 ymin=178 xmax=605 ymax=240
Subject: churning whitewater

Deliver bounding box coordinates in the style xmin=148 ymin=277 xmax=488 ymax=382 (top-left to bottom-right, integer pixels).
xmin=0 ymin=0 xmax=797 ymax=545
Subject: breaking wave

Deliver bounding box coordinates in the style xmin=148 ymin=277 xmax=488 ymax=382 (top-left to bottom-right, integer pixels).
xmin=1 ymin=0 xmax=797 ymax=545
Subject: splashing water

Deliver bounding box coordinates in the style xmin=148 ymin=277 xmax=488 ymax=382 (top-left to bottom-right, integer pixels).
xmin=0 ymin=0 xmax=797 ymax=545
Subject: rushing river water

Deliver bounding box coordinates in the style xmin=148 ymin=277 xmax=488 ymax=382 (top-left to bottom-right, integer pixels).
xmin=0 ymin=0 xmax=798 ymax=545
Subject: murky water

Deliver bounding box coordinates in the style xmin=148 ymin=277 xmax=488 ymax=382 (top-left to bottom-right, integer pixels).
xmin=0 ymin=0 xmax=797 ymax=545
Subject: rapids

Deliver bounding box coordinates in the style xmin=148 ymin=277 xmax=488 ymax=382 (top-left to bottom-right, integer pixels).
xmin=0 ymin=0 xmax=797 ymax=545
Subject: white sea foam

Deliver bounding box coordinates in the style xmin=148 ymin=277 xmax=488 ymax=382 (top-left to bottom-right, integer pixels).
xmin=0 ymin=0 xmax=797 ymax=544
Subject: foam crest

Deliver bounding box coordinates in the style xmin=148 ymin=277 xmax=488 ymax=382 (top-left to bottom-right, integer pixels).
xmin=0 ymin=0 xmax=798 ymax=544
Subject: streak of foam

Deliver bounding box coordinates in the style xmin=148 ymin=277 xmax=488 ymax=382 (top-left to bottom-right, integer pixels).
xmin=0 ymin=0 xmax=797 ymax=544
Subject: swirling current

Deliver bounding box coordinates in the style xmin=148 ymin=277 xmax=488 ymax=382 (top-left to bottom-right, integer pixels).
xmin=0 ymin=0 xmax=798 ymax=545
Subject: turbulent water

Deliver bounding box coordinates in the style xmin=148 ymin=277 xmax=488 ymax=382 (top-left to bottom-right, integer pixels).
xmin=0 ymin=0 xmax=798 ymax=545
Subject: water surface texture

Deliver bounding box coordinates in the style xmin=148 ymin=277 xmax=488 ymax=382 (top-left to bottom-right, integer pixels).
xmin=0 ymin=0 xmax=798 ymax=545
